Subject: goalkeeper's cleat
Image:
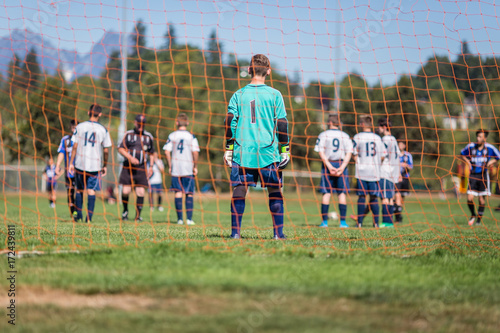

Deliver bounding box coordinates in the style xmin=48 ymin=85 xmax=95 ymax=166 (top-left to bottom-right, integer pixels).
xmin=273 ymin=234 xmax=287 ymax=240
xmin=177 ymin=219 xmax=184 ymax=225
xmin=468 ymin=216 xmax=476 ymax=226
xmin=381 ymin=222 xmax=394 ymax=228
xmin=475 ymin=217 xmax=482 ymax=226
xmin=230 ymin=233 xmax=240 ymax=239
xmin=339 ymin=221 xmax=349 ymax=228
xmin=186 ymin=219 xmax=195 ymax=225
xmin=121 ymin=211 xmax=129 ymax=221
xmin=319 ymin=221 xmax=328 ymax=228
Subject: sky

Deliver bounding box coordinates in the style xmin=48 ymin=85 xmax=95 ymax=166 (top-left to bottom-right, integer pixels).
xmin=1 ymin=0 xmax=500 ymax=86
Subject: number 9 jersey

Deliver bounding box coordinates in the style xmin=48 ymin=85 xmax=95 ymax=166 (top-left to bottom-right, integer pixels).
xmin=163 ymin=130 xmax=200 ymax=177
xmin=314 ymin=129 xmax=353 ymax=161
xmin=353 ymin=132 xmax=387 ymax=182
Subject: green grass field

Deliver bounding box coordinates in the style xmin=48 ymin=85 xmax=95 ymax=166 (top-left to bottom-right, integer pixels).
xmin=1 ymin=192 xmax=500 ymax=332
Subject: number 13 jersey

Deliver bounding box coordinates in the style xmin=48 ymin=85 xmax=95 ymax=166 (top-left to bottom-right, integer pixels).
xmin=163 ymin=130 xmax=200 ymax=177
xmin=353 ymin=132 xmax=387 ymax=182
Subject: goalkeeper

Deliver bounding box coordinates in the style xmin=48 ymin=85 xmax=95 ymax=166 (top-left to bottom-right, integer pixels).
xmin=224 ymin=54 xmax=290 ymax=240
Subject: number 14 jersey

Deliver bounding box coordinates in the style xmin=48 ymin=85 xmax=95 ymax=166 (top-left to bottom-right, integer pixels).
xmin=353 ymin=132 xmax=387 ymax=182
xmin=163 ymin=130 xmax=200 ymax=177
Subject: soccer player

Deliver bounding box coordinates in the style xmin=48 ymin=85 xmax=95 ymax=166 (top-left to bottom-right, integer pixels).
xmin=118 ymin=114 xmax=155 ymax=222
xmin=459 ymin=129 xmax=500 ymax=226
xmin=44 ymin=157 xmax=58 ymax=208
xmin=163 ymin=113 xmax=200 ymax=225
xmin=149 ymin=157 xmax=165 ymax=211
xmin=352 ymin=115 xmax=386 ymax=228
xmin=68 ymin=104 xmax=112 ymax=223
xmin=224 ymin=54 xmax=290 ymax=239
xmin=55 ymin=119 xmax=78 ymax=217
xmin=378 ymin=118 xmax=400 ymax=228
xmin=314 ymin=114 xmax=353 ymax=228
xmin=395 ymin=139 xmax=413 ymax=223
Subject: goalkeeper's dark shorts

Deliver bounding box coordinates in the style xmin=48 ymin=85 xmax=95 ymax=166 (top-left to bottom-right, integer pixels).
xmin=119 ymin=165 xmax=149 ymax=187
xmin=467 ymin=172 xmax=490 ymax=196
xmin=230 ymin=162 xmax=282 ymax=188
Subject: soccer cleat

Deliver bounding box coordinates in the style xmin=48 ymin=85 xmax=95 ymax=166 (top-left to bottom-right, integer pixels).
xmin=273 ymin=234 xmax=287 ymax=240
xmin=339 ymin=221 xmax=349 ymax=228
xmin=475 ymin=218 xmax=482 ymax=226
xmin=186 ymin=219 xmax=195 ymax=225
xmin=349 ymin=214 xmax=357 ymax=221
xmin=158 ymin=206 xmax=164 ymax=212
xmin=230 ymin=234 xmax=240 ymax=239
xmin=373 ymin=223 xmax=379 ymax=228
xmin=50 ymin=203 xmax=56 ymax=208
xmin=381 ymin=222 xmax=395 ymax=228
xmin=357 ymin=223 xmax=362 ymax=228
xmin=177 ymin=219 xmax=184 ymax=225
xmin=319 ymin=221 xmax=328 ymax=228
xmin=122 ymin=211 xmax=129 ymax=221
xmin=468 ymin=216 xmax=476 ymax=226
xmin=135 ymin=216 xmax=143 ymax=222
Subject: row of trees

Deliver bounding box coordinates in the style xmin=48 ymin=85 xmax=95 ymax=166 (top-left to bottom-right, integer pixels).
xmin=1 ymin=21 xmax=500 ymax=189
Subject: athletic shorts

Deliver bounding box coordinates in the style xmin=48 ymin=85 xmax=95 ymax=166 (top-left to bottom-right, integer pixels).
xmin=75 ymin=169 xmax=101 ymax=191
xmin=171 ymin=176 xmax=195 ymax=194
xmin=380 ymin=179 xmax=395 ymax=199
xmin=468 ymin=172 xmax=490 ymax=196
xmin=319 ymin=161 xmax=349 ymax=194
xmin=356 ymin=179 xmax=380 ymax=197
xmin=150 ymin=183 xmax=164 ymax=193
xmin=230 ymin=162 xmax=282 ymax=188
xmin=47 ymin=180 xmax=57 ymax=192
xmin=119 ymin=165 xmax=149 ymax=187
xmin=65 ymin=175 xmax=76 ymax=190
xmin=396 ymin=177 xmax=410 ymax=197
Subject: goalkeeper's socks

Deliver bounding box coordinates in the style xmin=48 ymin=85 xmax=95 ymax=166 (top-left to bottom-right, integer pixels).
xmin=321 ymin=204 xmax=329 ymax=222
xmin=75 ymin=192 xmax=83 ymax=220
xmin=136 ymin=196 xmax=144 ymax=219
xmin=175 ymin=197 xmax=183 ymax=221
xmin=467 ymin=200 xmax=476 ymax=217
xmin=87 ymin=195 xmax=96 ymax=222
xmin=339 ymin=204 xmax=347 ymax=221
xmin=231 ymin=197 xmax=246 ymax=237
xmin=269 ymin=192 xmax=284 ymax=238
xmin=370 ymin=199 xmax=379 ymax=226
xmin=357 ymin=196 xmax=366 ymax=225
xmin=478 ymin=204 xmax=485 ymax=222
xmin=185 ymin=196 xmax=194 ymax=220
xmin=122 ymin=193 xmax=129 ymax=213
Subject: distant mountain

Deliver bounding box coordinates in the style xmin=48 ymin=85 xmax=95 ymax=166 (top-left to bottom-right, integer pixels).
xmin=0 ymin=29 xmax=135 ymax=81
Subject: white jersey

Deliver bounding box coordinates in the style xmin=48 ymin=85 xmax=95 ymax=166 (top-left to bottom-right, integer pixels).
xmin=149 ymin=159 xmax=164 ymax=185
xmin=314 ymin=129 xmax=353 ymax=161
xmin=163 ymin=130 xmax=200 ymax=177
xmin=353 ymin=131 xmax=387 ymax=181
xmin=380 ymin=135 xmax=401 ymax=183
xmin=71 ymin=121 xmax=112 ymax=172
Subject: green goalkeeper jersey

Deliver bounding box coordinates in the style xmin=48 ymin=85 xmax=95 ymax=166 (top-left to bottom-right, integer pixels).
xmin=228 ymin=84 xmax=288 ymax=169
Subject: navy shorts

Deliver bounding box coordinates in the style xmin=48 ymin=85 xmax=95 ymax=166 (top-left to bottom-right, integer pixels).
xmin=356 ymin=179 xmax=380 ymax=197
xmin=230 ymin=162 xmax=282 ymax=188
xmin=171 ymin=176 xmax=195 ymax=194
xmin=47 ymin=180 xmax=57 ymax=192
xmin=319 ymin=161 xmax=349 ymax=194
xmin=380 ymin=179 xmax=395 ymax=199
xmin=396 ymin=177 xmax=410 ymax=196
xmin=75 ymin=169 xmax=101 ymax=191
xmin=150 ymin=183 xmax=164 ymax=193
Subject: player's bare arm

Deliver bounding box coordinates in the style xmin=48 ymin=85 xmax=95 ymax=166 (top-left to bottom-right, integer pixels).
xmin=102 ymin=148 xmax=109 ymax=177
xmin=68 ymin=141 xmax=78 ymax=175
xmin=336 ymin=152 xmax=352 ymax=176
xmin=318 ymin=151 xmax=337 ymax=174
xmin=55 ymin=152 xmax=65 ymax=176
xmin=165 ymin=150 xmax=172 ymax=174
xmin=192 ymin=150 xmax=199 ymax=176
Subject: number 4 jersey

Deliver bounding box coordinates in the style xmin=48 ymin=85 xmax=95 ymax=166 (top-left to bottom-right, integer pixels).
xmin=314 ymin=129 xmax=353 ymax=161
xmin=353 ymin=131 xmax=387 ymax=182
xmin=71 ymin=121 xmax=112 ymax=172
xmin=163 ymin=130 xmax=200 ymax=177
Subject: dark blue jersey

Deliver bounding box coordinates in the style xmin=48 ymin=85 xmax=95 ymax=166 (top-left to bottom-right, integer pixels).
xmin=399 ymin=151 xmax=413 ymax=178
xmin=460 ymin=143 xmax=500 ymax=174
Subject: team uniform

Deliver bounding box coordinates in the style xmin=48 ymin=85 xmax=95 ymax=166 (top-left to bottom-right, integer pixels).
xmin=380 ymin=135 xmax=401 ymax=199
xmin=163 ymin=130 xmax=200 ymax=194
xmin=71 ymin=121 xmax=112 ymax=191
xmin=460 ymin=143 xmax=500 ymax=196
xmin=119 ymin=129 xmax=155 ymax=187
xmin=45 ymin=164 xmax=57 ymax=192
xmin=149 ymin=160 xmax=165 ymax=193
xmin=228 ymin=84 xmax=287 ymax=188
xmin=314 ymin=129 xmax=353 ymax=194
xmin=57 ymin=134 xmax=75 ymax=189
xmin=396 ymin=151 xmax=413 ymax=197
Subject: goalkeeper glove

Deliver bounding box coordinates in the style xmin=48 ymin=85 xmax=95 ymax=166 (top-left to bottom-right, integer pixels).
xmin=224 ymin=142 xmax=234 ymax=167
xmin=278 ymin=145 xmax=290 ymax=169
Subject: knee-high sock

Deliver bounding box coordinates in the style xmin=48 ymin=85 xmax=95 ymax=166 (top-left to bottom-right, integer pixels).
xmin=339 ymin=204 xmax=347 ymax=222
xmin=122 ymin=193 xmax=129 ymax=213
xmin=393 ymin=204 xmax=400 ymax=222
xmin=68 ymin=188 xmax=75 ymax=213
xmin=185 ymin=196 xmax=194 ymax=220
xmin=478 ymin=203 xmax=485 ymax=220
xmin=175 ymin=197 xmax=183 ymax=220
xmin=87 ymin=195 xmax=96 ymax=222
xmin=321 ymin=204 xmax=329 ymax=222
xmin=357 ymin=196 xmax=366 ymax=225
xmin=75 ymin=192 xmax=83 ymax=219
xmin=388 ymin=204 xmax=394 ymax=223
xmin=231 ymin=197 xmax=245 ymax=236
xmin=370 ymin=198 xmax=379 ymax=225
xmin=269 ymin=192 xmax=284 ymax=237
xmin=468 ymin=200 xmax=476 ymax=217
xmin=158 ymin=194 xmax=162 ymax=206
xmin=136 ymin=196 xmax=144 ymax=218
xmin=382 ymin=203 xmax=393 ymax=224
